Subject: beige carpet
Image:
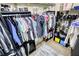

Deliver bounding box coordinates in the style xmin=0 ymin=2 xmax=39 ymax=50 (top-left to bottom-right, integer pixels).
xmin=47 ymin=39 xmax=71 ymax=56
xmin=30 ymin=43 xmax=63 ymax=56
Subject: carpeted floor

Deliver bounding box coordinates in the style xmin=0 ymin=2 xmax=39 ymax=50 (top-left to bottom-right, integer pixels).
xmin=30 ymin=43 xmax=63 ymax=56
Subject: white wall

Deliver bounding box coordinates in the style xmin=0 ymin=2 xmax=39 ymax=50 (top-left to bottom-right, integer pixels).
xmin=0 ymin=3 xmax=65 ymax=13
xmin=72 ymin=3 xmax=79 ymax=8
xmin=63 ymin=3 xmax=73 ymax=11
xmin=9 ymin=4 xmax=46 ymax=14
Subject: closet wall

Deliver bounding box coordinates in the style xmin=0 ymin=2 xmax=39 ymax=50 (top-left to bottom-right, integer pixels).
xmin=0 ymin=3 xmax=77 ymax=13
xmin=13 ymin=3 xmax=56 ymax=14
xmin=0 ymin=3 xmax=62 ymax=14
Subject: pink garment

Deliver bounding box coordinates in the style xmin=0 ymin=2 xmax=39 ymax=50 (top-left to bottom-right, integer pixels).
xmin=45 ymin=15 xmax=49 ymax=22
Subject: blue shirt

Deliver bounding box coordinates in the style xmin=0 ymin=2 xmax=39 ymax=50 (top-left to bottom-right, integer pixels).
xmin=6 ymin=19 xmax=22 ymax=45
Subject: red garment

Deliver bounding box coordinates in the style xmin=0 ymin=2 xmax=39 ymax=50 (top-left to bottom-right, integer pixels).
xmin=32 ymin=15 xmax=35 ymax=20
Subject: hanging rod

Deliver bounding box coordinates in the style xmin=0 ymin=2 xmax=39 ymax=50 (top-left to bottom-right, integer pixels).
xmin=46 ymin=11 xmax=55 ymax=14
xmin=0 ymin=11 xmax=31 ymax=17
xmin=0 ymin=11 xmax=31 ymax=14
xmin=2 ymin=14 xmax=31 ymax=17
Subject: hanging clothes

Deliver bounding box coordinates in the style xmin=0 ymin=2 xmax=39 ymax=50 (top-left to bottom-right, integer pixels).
xmin=25 ymin=17 xmax=34 ymax=40
xmin=48 ymin=15 xmax=52 ymax=29
xmin=29 ymin=17 xmax=37 ymax=38
xmin=14 ymin=17 xmax=36 ymax=55
xmin=25 ymin=17 xmax=36 ymax=54
xmin=5 ymin=17 xmax=22 ymax=46
xmin=28 ymin=17 xmax=36 ymax=39
xmin=0 ymin=31 xmax=9 ymax=53
xmin=64 ymin=18 xmax=79 ymax=49
xmin=43 ymin=15 xmax=48 ymax=37
xmin=0 ymin=21 xmax=14 ymax=54
xmin=5 ymin=17 xmax=27 ymax=56
xmin=14 ymin=17 xmax=29 ymax=42
xmin=0 ymin=12 xmax=36 ymax=56
xmin=35 ymin=15 xmax=44 ymax=37
xmin=28 ymin=17 xmax=39 ymax=45
xmin=0 ymin=47 xmax=4 ymax=56
xmin=48 ymin=14 xmax=56 ymax=29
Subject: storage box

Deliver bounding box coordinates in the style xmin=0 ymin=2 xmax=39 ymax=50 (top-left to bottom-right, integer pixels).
xmin=55 ymin=37 xmax=60 ymax=43
xmin=60 ymin=40 xmax=65 ymax=46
